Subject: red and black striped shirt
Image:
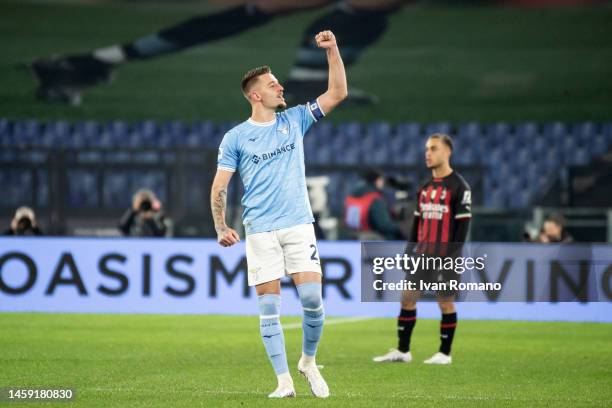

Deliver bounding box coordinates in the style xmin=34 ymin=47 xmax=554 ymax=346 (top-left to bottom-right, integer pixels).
xmin=409 ymin=171 xmax=471 ymax=254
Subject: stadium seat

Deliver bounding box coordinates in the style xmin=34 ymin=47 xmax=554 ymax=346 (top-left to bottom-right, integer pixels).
xmin=425 ymin=122 xmax=452 ymax=136
xmin=134 ymin=120 xmax=158 ymax=136
xmin=396 ymin=122 xmax=421 ymax=138
xmin=453 ymin=147 xmax=478 ymax=166
xmin=162 ymin=120 xmax=186 ymax=137
xmin=457 ymin=122 xmax=483 ymax=138
xmin=13 ymin=120 xmax=40 ymax=146
xmin=103 ymin=172 xmax=132 ymax=208
xmin=516 ymin=122 xmax=539 ymax=139
xmin=335 ymin=146 xmax=360 ymax=165
xmin=522 ymin=162 xmax=541 ymax=184
xmin=191 ymin=120 xmax=216 ymax=138
xmin=572 ymin=122 xmax=598 ymax=142
xmin=501 ymin=137 xmax=518 ymax=154
xmin=312 ymin=147 xmax=332 ymax=165
xmin=74 ymin=120 xmax=100 ymax=136
xmin=543 ymin=122 xmax=567 ymax=142
xmin=388 ymin=135 xmax=405 ymax=153
xmin=366 ymin=122 xmax=392 ymax=139
xmin=483 ymin=148 xmax=503 ymax=166
xmin=157 ymin=133 xmax=178 ymax=149
xmin=184 ymin=133 xmax=206 ymax=148
xmin=0 ymin=118 xmax=10 ymax=139
xmin=562 ymin=136 xmax=577 ymax=153
xmin=483 ymin=175 xmax=498 ymax=192
xmin=602 ymin=123 xmax=612 ymax=141
xmin=485 ymin=188 xmax=505 ymax=208
xmin=330 ymin=136 xmax=348 ymax=153
xmin=566 ymin=148 xmax=590 ymax=166
xmin=162 ymin=120 xmax=189 ymax=146
xmin=310 ymin=122 xmax=334 ymax=140
xmin=590 ymin=135 xmax=608 ymax=156
xmin=36 ymin=170 xmax=49 ymax=207
xmin=515 ymin=147 xmax=531 ymax=166
xmin=497 ymin=162 xmax=513 ymax=183
xmin=44 ymin=121 xmax=71 ymax=141
xmin=360 ymin=134 xmax=378 ymax=154
xmin=486 ymin=122 xmax=511 ymax=138
xmin=531 ymin=137 xmax=547 ymax=153
xmin=336 ymin=122 xmax=362 ymax=142
xmin=369 ymin=147 xmax=390 ymax=165
xmin=105 ymin=121 xmax=130 ymax=138
xmin=392 ymin=148 xmax=418 ymax=166
xmin=131 ymin=121 xmax=158 ymax=148
xmin=68 ymin=171 xmax=99 ymax=207
xmin=1 ymin=170 xmax=32 ymax=207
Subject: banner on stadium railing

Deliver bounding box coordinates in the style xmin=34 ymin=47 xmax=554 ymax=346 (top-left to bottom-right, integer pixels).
xmin=0 ymin=238 xmax=610 ymax=321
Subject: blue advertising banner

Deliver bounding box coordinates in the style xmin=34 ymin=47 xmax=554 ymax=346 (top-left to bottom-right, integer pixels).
xmin=361 ymin=242 xmax=612 ymax=302
xmin=0 ymin=238 xmax=610 ymax=322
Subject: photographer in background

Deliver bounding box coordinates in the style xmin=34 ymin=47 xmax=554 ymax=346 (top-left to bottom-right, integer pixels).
xmin=344 ymin=167 xmax=404 ymax=240
xmin=3 ymin=206 xmax=43 ymax=236
xmin=537 ymin=213 xmax=574 ymax=243
xmin=118 ymin=189 xmax=171 ymax=237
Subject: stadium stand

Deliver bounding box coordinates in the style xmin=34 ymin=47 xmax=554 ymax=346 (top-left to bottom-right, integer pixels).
xmin=1 ymin=119 xmax=611 ymax=215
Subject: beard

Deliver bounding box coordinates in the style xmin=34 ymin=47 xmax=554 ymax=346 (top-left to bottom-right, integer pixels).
xmin=276 ymin=101 xmax=287 ymax=110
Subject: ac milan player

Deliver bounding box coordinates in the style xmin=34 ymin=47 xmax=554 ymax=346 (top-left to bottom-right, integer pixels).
xmin=373 ymin=133 xmax=471 ymax=365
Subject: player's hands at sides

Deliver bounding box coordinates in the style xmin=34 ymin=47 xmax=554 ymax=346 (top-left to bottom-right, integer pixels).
xmin=315 ymin=30 xmax=337 ymax=49
xmin=217 ymin=227 xmax=240 ymax=247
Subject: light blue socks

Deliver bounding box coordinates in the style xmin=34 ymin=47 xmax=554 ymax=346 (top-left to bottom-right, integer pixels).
xmin=258 ymin=284 xmax=324 ymax=376
xmin=258 ymin=294 xmax=289 ymax=375
xmin=296 ymin=282 xmax=325 ymax=357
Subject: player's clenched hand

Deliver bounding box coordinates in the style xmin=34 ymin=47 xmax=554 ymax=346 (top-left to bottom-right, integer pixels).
xmin=315 ymin=30 xmax=337 ymax=49
xmin=217 ymin=227 xmax=240 ymax=247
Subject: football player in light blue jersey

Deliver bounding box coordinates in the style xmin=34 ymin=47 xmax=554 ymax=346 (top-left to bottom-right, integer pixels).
xmin=211 ymin=30 xmax=347 ymax=399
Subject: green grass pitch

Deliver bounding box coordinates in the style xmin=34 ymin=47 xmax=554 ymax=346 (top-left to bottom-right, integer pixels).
xmin=1 ymin=1 xmax=612 ymax=123
xmin=1 ymin=313 xmax=610 ymax=407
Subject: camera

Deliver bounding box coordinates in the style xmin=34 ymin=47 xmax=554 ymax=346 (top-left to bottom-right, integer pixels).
xmin=139 ymin=200 xmax=152 ymax=212
xmin=16 ymin=216 xmax=33 ymax=232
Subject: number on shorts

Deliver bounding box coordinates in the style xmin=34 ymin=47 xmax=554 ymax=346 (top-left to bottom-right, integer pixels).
xmin=309 ymin=244 xmax=319 ymax=261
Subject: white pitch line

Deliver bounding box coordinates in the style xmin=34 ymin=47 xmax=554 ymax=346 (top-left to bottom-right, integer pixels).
xmin=283 ymin=316 xmax=371 ymax=330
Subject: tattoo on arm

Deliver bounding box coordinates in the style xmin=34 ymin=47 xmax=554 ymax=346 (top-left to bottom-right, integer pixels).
xmin=211 ymin=187 xmax=228 ymax=235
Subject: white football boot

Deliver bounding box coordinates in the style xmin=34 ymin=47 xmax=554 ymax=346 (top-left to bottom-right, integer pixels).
xmin=372 ymin=348 xmax=412 ymax=363
xmin=423 ymin=352 xmax=452 ymax=365
xmin=298 ymin=355 xmax=330 ymax=398
xmin=268 ymin=373 xmax=296 ymax=398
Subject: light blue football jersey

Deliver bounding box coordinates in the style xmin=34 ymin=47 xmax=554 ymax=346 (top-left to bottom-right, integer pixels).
xmin=217 ymin=100 xmax=325 ymax=235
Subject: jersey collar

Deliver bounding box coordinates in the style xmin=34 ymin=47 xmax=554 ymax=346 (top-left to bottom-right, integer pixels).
xmin=247 ymin=117 xmax=277 ymax=127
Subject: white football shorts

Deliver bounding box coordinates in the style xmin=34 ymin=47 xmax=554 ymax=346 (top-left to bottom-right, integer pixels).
xmin=246 ymin=223 xmax=322 ymax=286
